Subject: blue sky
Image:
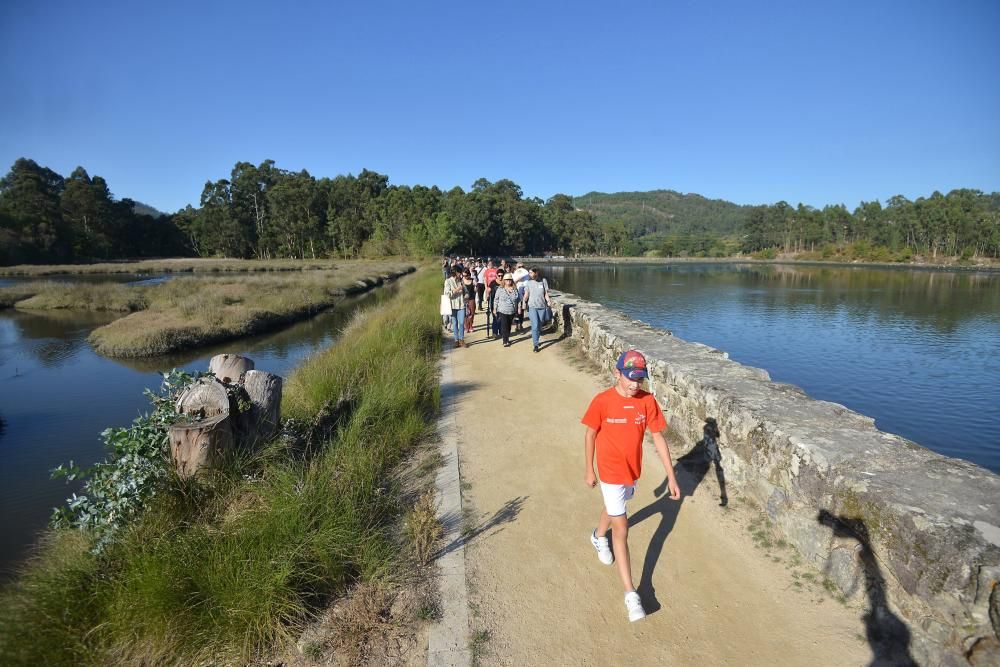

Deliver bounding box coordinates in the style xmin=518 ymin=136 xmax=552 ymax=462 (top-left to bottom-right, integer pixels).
xmin=1 ymin=0 xmax=997 ymax=213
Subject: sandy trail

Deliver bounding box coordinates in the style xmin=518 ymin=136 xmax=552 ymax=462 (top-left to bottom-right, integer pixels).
xmin=445 ymin=317 xmax=872 ymax=666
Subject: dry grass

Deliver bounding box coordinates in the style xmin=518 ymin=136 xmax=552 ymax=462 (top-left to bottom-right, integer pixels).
xmin=88 ymin=266 xmax=412 ymax=357
xmin=11 ymin=283 xmax=148 ymax=312
xmin=0 ymin=257 xmax=417 ymax=276
xmin=404 ymin=491 xmax=443 ymax=566
xmin=0 ymin=280 xmax=67 ymax=307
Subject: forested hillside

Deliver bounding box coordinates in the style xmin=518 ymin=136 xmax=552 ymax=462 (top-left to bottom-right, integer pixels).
xmin=575 ymin=190 xmax=751 ymax=236
xmin=1 ymin=157 xmax=997 ymax=264
xmin=572 ymin=189 xmax=753 ymax=257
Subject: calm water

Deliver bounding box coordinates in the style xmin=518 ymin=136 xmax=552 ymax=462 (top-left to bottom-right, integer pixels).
xmin=0 ymin=286 xmax=393 ymax=577
xmin=542 ymin=263 xmax=1000 ymax=473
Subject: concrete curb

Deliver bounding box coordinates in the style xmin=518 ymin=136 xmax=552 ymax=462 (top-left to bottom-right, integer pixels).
xmin=426 ymin=343 xmax=471 ymax=667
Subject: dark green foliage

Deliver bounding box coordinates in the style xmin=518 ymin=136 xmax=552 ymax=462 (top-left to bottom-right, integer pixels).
xmin=740 ymin=190 xmax=1000 ymax=259
xmin=3 ymin=157 xmax=997 ymax=264
xmin=0 ymin=159 xmax=189 ymax=265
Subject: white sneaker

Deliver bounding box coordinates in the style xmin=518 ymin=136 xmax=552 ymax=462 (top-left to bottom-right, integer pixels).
xmin=625 ymin=591 xmax=646 ymax=622
xmin=590 ymin=530 xmax=613 ymax=565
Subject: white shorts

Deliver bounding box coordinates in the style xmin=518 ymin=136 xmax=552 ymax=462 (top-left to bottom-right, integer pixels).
xmin=599 ymin=481 xmax=636 ymax=517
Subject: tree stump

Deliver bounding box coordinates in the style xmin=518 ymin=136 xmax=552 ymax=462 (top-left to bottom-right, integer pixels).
xmin=176 ymin=377 xmax=231 ymax=420
xmin=169 ymin=413 xmax=233 ymax=479
xmin=209 ymin=353 xmax=255 ymax=384
xmin=240 ymin=370 xmax=283 ymax=449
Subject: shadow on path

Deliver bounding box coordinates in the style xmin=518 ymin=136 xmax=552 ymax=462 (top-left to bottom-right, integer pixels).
xmin=817 ymin=510 xmax=917 ymax=667
xmin=628 ymin=419 xmax=725 ymax=615
xmin=436 ymin=495 xmax=528 ymax=558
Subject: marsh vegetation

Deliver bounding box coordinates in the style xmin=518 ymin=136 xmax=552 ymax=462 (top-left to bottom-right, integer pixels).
xmin=0 ymin=260 xmax=413 ymax=356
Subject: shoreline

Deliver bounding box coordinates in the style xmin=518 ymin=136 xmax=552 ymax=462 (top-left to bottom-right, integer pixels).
xmin=0 ymin=256 xmax=421 ymax=277
xmin=518 ymin=254 xmax=1000 ymax=273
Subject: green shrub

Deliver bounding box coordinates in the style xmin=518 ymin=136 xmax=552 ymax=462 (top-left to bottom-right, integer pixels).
xmin=50 ymin=370 xmax=203 ymax=551
xmin=0 ymin=269 xmax=442 ymax=665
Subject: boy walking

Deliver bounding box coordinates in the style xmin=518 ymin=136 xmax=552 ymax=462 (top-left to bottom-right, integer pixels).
xmin=581 ymin=350 xmax=681 ymax=622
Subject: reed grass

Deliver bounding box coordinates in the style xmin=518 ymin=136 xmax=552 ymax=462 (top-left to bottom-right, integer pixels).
xmin=89 ymin=267 xmax=413 ymax=357
xmin=0 ymin=281 xmax=64 ymax=308
xmin=0 ymin=257 xmax=416 ymax=277
xmin=12 ymin=282 xmax=148 ymax=312
xmin=0 ymin=261 xmax=415 ymax=355
xmin=0 ymin=269 xmax=442 ymax=665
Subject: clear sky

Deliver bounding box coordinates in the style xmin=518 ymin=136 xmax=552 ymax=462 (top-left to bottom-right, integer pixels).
xmin=1 ymin=0 xmax=997 ymax=213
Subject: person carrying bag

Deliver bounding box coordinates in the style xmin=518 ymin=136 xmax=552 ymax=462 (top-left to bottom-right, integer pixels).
xmin=523 ymin=267 xmax=554 ymax=353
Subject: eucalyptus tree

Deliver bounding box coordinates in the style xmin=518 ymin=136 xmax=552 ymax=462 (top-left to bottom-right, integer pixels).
xmin=61 ymin=167 xmax=113 ymax=258
xmin=265 ymin=169 xmax=325 ymax=258
xmin=0 ymin=158 xmax=68 ymax=262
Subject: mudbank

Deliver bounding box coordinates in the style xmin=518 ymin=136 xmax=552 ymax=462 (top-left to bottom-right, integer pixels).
xmin=550 ymin=290 xmax=1000 ymax=666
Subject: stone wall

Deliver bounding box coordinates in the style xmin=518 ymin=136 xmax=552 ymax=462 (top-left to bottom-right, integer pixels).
xmin=550 ymin=291 xmax=1000 ymax=666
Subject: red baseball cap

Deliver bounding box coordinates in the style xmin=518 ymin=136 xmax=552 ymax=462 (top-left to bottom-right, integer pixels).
xmin=616 ymin=350 xmax=648 ymax=380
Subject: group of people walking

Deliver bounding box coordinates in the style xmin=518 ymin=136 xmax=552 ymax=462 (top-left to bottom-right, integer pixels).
xmin=443 ymin=256 xmax=685 ymax=625
xmin=441 ymin=257 xmax=554 ymax=351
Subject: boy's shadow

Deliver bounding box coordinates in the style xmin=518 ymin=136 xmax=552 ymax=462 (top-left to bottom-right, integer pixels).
xmin=817 ymin=510 xmax=917 ymax=666
xmin=628 ymin=418 xmax=727 ymax=615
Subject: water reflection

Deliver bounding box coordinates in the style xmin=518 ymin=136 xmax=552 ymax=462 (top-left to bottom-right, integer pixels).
xmin=542 ymin=262 xmax=1000 ymax=473
xmin=0 ymin=285 xmax=393 ymax=578
xmin=3 ymin=310 xmax=121 ymax=370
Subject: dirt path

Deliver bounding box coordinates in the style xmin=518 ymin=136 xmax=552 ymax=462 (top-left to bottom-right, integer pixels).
xmin=445 ymin=318 xmax=873 ymax=666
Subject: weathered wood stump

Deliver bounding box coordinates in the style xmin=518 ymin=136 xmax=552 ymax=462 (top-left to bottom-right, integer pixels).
xmin=169 ymin=356 xmax=284 ymax=478
xmin=175 ymin=377 xmax=231 ymax=420
xmin=168 ymin=413 xmax=233 ymax=479
xmin=240 ymin=370 xmax=283 ymax=448
xmin=209 ymin=353 xmax=254 ymax=384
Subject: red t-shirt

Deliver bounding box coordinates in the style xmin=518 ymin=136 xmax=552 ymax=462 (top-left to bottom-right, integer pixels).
xmin=484 ymin=268 xmax=498 ymax=287
xmin=581 ymin=388 xmax=667 ymax=485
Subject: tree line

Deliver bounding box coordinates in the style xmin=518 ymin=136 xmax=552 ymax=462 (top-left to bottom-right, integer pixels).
xmin=172 ymin=161 xmax=607 ymax=259
xmin=1 ymin=157 xmax=997 ymax=265
xmin=0 ymin=158 xmax=187 ymax=264
xmin=739 ymin=191 xmax=1000 ymax=260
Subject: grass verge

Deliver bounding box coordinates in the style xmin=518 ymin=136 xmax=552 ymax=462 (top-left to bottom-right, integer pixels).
xmin=0 ymin=268 xmax=443 ymax=666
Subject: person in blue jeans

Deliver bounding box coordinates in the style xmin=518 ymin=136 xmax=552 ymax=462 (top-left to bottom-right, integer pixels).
xmin=490 ymin=269 xmax=505 ymax=338
xmin=522 ymin=267 xmax=553 ymax=353
xmin=444 ymin=267 xmax=466 ymax=347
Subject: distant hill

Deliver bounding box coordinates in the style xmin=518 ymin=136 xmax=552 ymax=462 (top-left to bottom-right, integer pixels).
xmin=132 ymin=201 xmax=166 ymax=218
xmin=572 ymin=189 xmax=752 ymax=240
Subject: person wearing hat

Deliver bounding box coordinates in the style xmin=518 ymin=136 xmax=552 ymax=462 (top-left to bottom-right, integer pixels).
xmin=580 ymin=350 xmax=681 ymax=622
xmin=492 ymin=273 xmax=520 ymax=347
xmin=488 ymin=268 xmax=504 ymax=338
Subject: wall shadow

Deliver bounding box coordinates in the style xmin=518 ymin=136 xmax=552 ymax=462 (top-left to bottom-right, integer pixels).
xmin=560 ymin=303 xmax=575 ymax=338
xmin=628 ymin=419 xmax=723 ymax=615
xmin=817 ymin=509 xmax=917 ymax=667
